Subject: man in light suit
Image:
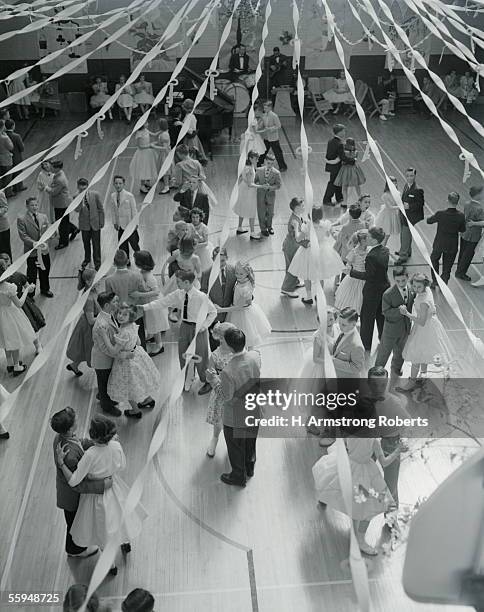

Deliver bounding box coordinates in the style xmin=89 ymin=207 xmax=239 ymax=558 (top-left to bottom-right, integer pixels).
xmin=76 ymin=178 xmax=105 ymax=270
xmin=91 ymin=291 xmax=123 ymax=416
xmin=258 ymin=100 xmax=287 ymax=171
xmin=375 ymin=266 xmax=415 ymax=387
xmin=110 ymin=175 xmax=140 ymax=262
xmin=200 ymin=246 xmax=236 ymax=352
xmin=206 ymin=327 xmax=261 ymax=487
xmin=17 ymin=196 xmax=54 ymax=297
xmin=173 ymin=175 xmax=210 ymax=224
xmin=254 ymin=153 xmax=281 ymax=236
xmin=51 ymin=406 xmax=109 ymax=558
xmin=330 ymin=307 xmax=365 ymax=378
xmin=45 ymin=160 xmax=78 ymax=249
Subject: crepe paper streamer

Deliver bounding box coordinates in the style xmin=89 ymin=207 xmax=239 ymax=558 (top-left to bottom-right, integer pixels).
xmin=167 ymin=78 xmax=179 ymax=107
xmin=35 ymin=247 xmax=46 ymax=271
xmin=320 ymin=0 xmax=484 ymax=374
xmin=0 ymin=0 xmax=86 ymax=17
xmin=96 ymin=115 xmax=105 ymax=140
xmin=361 ymin=141 xmax=371 ymax=162
xmin=74 ymin=131 xmax=89 ymax=160
xmin=295 ymin=145 xmax=313 ymax=157
xmin=182 ymin=352 xmax=203 ymax=363
xmin=369 ymin=0 xmax=484 ymax=143
xmin=422 ymin=0 xmax=484 ymax=46
xmin=204 ymin=69 xmax=220 ymax=100
xmin=358 ymin=0 xmax=484 ymax=177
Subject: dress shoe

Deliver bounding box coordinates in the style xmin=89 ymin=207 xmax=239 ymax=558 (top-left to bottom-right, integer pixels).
xmin=66 ymin=364 xmax=83 ymax=377
xmin=250 ymin=233 xmax=261 ymax=240
xmin=198 ymin=382 xmax=212 ymax=396
xmin=148 ymin=346 xmax=164 ymax=357
xmin=41 ymin=290 xmax=54 ymax=298
xmin=121 ymin=543 xmax=131 ymax=554
xmin=124 ymin=409 xmax=142 ymax=419
xmin=302 ymin=298 xmax=314 ymax=305
xmin=295 ymin=281 xmax=304 ymax=288
xmin=281 ymin=290 xmax=298 ymax=298
xmin=306 ymin=424 xmax=320 ymax=436
xmin=261 ymin=230 xmax=270 ymax=237
xmin=220 ymin=473 xmax=246 ymax=487
xmin=455 ymin=273 xmax=471 ymax=281
xmin=103 ymin=405 xmax=122 ymax=417
xmin=246 ymin=466 xmax=254 ymax=478
xmin=12 ymin=364 xmax=27 ymax=377
xmin=236 ymin=229 xmax=248 ymax=235
xmin=138 ymin=399 xmax=155 ymax=409
xmin=55 ymin=243 xmax=68 ymax=250
xmin=0 ymin=431 xmax=10 ymax=440
xmin=394 ymin=259 xmax=407 ymax=265
xmin=67 ymin=545 xmax=99 ymax=558
xmin=268 ymin=228 xmax=274 ymax=235
xmin=70 ymin=229 xmax=80 ymax=241
xmin=471 ymin=277 xmax=484 ymax=287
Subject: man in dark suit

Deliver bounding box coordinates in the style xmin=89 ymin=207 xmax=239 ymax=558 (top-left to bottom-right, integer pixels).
xmin=17 ymin=196 xmax=54 ymax=297
xmin=322 ymin=123 xmax=345 ymax=206
xmin=173 ymin=176 xmax=210 ymax=224
xmin=375 ymin=266 xmax=414 ymax=387
xmin=395 ymin=167 xmax=425 ymax=264
xmin=76 ymin=178 xmax=105 ymax=270
xmin=229 ymin=44 xmax=250 ymax=78
xmin=200 ymin=246 xmax=236 ymax=352
xmin=206 ymin=327 xmax=261 ymax=487
xmin=349 ymin=226 xmax=390 ymax=352
xmin=427 ymin=192 xmax=465 ymax=286
xmin=456 ymin=184 xmax=484 ymax=282
xmin=268 ymin=46 xmax=291 ymax=90
xmin=45 ymin=160 xmax=78 ymax=249
xmin=51 ymin=406 xmax=109 ymax=558
xmin=5 ymin=119 xmax=26 ymax=193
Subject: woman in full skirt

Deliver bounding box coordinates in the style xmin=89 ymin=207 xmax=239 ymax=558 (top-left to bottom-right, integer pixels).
xmin=334 ymin=229 xmax=368 ymax=314
xmin=36 ymin=161 xmax=54 ymax=222
xmin=190 ymin=208 xmax=213 ymax=271
xmin=129 ymin=123 xmax=159 ymax=194
xmin=115 ymin=74 xmax=137 ymax=122
xmin=134 ymin=75 xmax=154 ymax=112
xmin=56 ymin=416 xmax=148 ymax=574
xmin=375 ymin=176 xmax=400 ymax=245
xmin=233 ymin=150 xmax=264 ymax=240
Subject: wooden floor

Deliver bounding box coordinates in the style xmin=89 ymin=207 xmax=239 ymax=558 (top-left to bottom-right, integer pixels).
xmin=1 ymin=107 xmax=483 ymax=612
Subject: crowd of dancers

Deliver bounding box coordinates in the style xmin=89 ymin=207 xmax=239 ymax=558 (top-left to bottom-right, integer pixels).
xmin=0 ymin=87 xmax=483 ymax=608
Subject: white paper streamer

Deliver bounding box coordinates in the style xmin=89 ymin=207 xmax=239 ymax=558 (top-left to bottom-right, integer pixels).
xmin=74 ymin=131 xmax=89 ymax=160
xmin=96 ymin=115 xmax=105 ymax=140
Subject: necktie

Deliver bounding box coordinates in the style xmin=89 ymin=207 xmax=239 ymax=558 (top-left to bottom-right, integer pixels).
xmin=402 ymin=288 xmax=407 ymax=303
xmin=32 ymin=213 xmax=40 ymax=230
xmin=221 ymin=267 xmax=226 ymax=292
xmin=116 ymin=192 xmax=120 ymax=207
xmin=332 ymin=333 xmax=344 ymax=355
xmin=111 ymin=314 xmax=118 ymax=328
xmin=192 ymin=191 xmax=195 ymax=206
xmin=84 ymin=193 xmax=89 ymax=211
xmin=183 ymin=292 xmax=189 ymax=320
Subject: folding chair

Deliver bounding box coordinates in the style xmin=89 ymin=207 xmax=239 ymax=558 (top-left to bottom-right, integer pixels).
xmin=368 ymin=87 xmax=383 ymax=118
xmin=310 ymin=91 xmax=332 ymax=125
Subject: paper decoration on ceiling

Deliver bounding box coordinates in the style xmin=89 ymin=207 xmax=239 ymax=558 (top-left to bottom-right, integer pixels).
xmin=38 ymin=8 xmax=87 ymax=73
xmin=128 ymin=8 xmax=177 ymax=71
xmin=218 ymin=0 xmax=264 ymax=70
xmin=303 ymin=0 xmax=340 ymax=69
xmin=382 ymin=0 xmax=431 ymax=68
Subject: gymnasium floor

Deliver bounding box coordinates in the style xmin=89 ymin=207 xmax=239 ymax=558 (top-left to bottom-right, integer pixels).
xmin=1 ymin=107 xmax=483 ymax=611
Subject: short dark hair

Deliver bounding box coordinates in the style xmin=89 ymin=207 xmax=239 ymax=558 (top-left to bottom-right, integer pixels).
xmin=26 ymin=196 xmax=37 ymax=206
xmin=51 ymin=160 xmax=63 ymax=170
xmin=113 ymin=175 xmax=125 ymax=183
xmin=392 ymin=265 xmax=407 ymax=278
xmin=224 ymin=327 xmax=246 ymax=352
xmin=176 ymin=269 xmax=195 ymax=283
xmin=158 ymin=117 xmax=168 ymax=131
xmin=405 ymin=167 xmax=416 ymax=175
xmin=50 ymin=407 xmax=76 ymax=434
xmin=114 ymin=249 xmax=128 ymax=267
xmin=289 ymin=197 xmax=303 ymax=212
xmin=176 ymin=144 xmax=189 ymax=156
xmin=133 ymin=250 xmax=155 ymax=271
xmin=338 ymin=306 xmax=358 ymax=323
xmin=273 ymin=46 xmax=280 ymax=52
xmin=89 ymin=416 xmax=116 ymax=444
xmin=4 ymin=119 xmax=14 ymax=130
xmin=367 ymin=366 xmax=388 ymax=379
xmin=348 ymin=203 xmax=362 ymax=219
xmin=333 ymin=123 xmax=346 ymax=135
xmin=212 ymin=246 xmax=227 ymax=259
xmin=469 ymin=185 xmax=483 ymax=199
xmin=121 ymin=588 xmax=155 ymax=612
xmin=77 ymin=178 xmax=89 ymax=188
xmin=446 ymin=191 xmax=459 ymax=205
xmin=368 ymin=226 xmax=385 ymax=243
xmin=97 ymin=291 xmax=116 ymax=309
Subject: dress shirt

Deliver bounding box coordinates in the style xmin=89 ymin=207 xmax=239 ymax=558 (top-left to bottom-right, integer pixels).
xmin=398 ymin=286 xmax=408 ymax=302
xmin=190 ymin=189 xmax=198 ymax=206
xmin=263 ymin=111 xmax=281 ymax=142
xmin=110 ymin=189 xmax=137 ymax=229
xmin=144 ymin=286 xmax=217 ymax=328
xmin=239 ymin=57 xmax=244 ymax=69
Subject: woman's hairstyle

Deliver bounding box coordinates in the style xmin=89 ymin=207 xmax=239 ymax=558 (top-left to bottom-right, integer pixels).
xmin=89 ymin=416 xmax=117 ymax=444
xmin=50 ymin=406 xmax=76 ymax=435
xmin=246 ymin=149 xmax=259 ymax=165
xmin=97 ymin=291 xmax=116 ymax=309
xmin=0 ymin=258 xmax=8 ymax=276
xmin=118 ymin=302 xmax=139 ymax=323
xmin=345 ymin=137 xmax=356 ymax=149
xmin=212 ymin=321 xmax=236 ymax=341
xmin=134 ymin=250 xmax=155 ymax=272
xmin=81 ymin=266 xmax=96 ymax=285
xmin=358 ymin=193 xmax=371 ymax=203
xmin=383 ymin=176 xmax=398 ymax=193
xmin=348 ymin=228 xmax=368 ymax=248
xmin=190 ymin=207 xmax=205 ymax=222
xmin=0 ymin=252 xmax=10 ymax=264
xmin=176 ymin=144 xmax=189 ymax=156
xmin=182 ymin=98 xmax=194 ymax=110
xmin=339 ymin=306 xmax=359 ymax=323
xmin=411 ymin=272 xmax=431 ymax=287
xmin=158 ymin=117 xmax=168 ymax=131
xmin=236 ymin=260 xmax=255 ymax=287
xmin=179 ymin=236 xmax=195 ymax=255
xmin=63 ymin=584 xmax=99 ymax=612
xmin=289 ymin=197 xmax=303 ymax=212
xmin=121 ymin=588 xmax=155 ymax=612
xmin=40 ymin=160 xmax=51 ymax=171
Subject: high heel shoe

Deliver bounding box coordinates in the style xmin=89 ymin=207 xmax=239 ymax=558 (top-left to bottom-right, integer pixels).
xmin=66 ymin=364 xmax=83 ymax=377
xmin=108 ymin=565 xmax=118 ymax=576
xmin=124 ymin=409 xmax=142 ymax=419
xmin=121 ymin=543 xmax=131 ymax=554
xmin=138 ymin=399 xmax=155 ymax=409
xmin=12 ymin=364 xmax=27 ymax=377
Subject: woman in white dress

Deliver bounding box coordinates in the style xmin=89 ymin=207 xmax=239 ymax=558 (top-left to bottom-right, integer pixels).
xmin=221 ymin=261 xmax=271 ymax=349
xmin=181 ymin=98 xmax=207 ymax=161
xmin=90 ymin=77 xmax=113 ymax=119
xmin=375 ymin=176 xmax=401 ymax=246
xmin=36 ymin=160 xmax=53 ymax=222
xmin=399 ymin=272 xmax=453 ymax=390
xmin=289 ymin=213 xmax=345 ymax=305
xmin=323 ymin=70 xmax=353 ymax=114
xmin=115 ymin=74 xmax=137 ymax=122
xmin=334 ymin=229 xmax=368 ymax=314
xmin=56 ymin=416 xmax=148 ymax=575
xmin=129 ymin=122 xmax=159 ymax=193
xmin=107 ymin=304 xmax=161 ymax=418
xmin=132 ymin=250 xmax=168 ymax=357
xmin=0 ymin=259 xmax=36 ymax=376
xmin=240 ymin=107 xmax=265 ymax=156
xmin=233 ymin=150 xmax=264 ymax=240
xmin=134 ymin=75 xmax=154 ymax=113
xmin=190 ymin=207 xmax=213 ymax=271
xmin=10 ymin=76 xmax=30 ymax=120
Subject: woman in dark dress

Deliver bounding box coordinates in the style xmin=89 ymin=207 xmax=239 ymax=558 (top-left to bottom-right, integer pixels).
xmin=0 ymin=252 xmax=45 ymax=355
xmin=66 ymin=268 xmax=100 ymax=377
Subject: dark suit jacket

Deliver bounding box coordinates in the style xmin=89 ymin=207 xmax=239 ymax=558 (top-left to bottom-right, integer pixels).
xmin=381 ymin=284 xmax=415 ymax=338
xmin=6 ymin=130 xmax=24 ymax=165
xmin=173 ymin=189 xmax=210 ymax=223
xmin=400 ymin=182 xmax=425 ymax=226
xmin=229 ymin=53 xmax=250 ymax=73
xmin=17 ymin=211 xmax=51 ymax=257
xmin=53 ymin=434 xmax=105 ymax=512
xmin=350 ymin=244 xmax=390 ymax=296
xmin=77 ymin=190 xmax=105 ymax=231
xmin=200 ymin=263 xmax=236 ymax=322
xmin=49 ymin=170 xmax=71 ymax=210
xmin=254 ymin=166 xmax=281 ymax=205
xmin=324 ymin=136 xmax=344 ymax=174
xmin=426 ymin=208 xmax=465 ymax=253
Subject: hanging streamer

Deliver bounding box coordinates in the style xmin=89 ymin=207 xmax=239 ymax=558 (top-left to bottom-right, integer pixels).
xmin=96 ymin=115 xmax=105 ymax=140
xmin=167 ymin=78 xmax=179 ymax=107
xmin=422 ymin=0 xmax=484 ymax=46
xmin=74 ymin=131 xmax=89 ymax=160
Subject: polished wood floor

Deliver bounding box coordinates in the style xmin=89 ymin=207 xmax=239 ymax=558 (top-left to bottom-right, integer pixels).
xmin=1 ymin=107 xmax=483 ymax=611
